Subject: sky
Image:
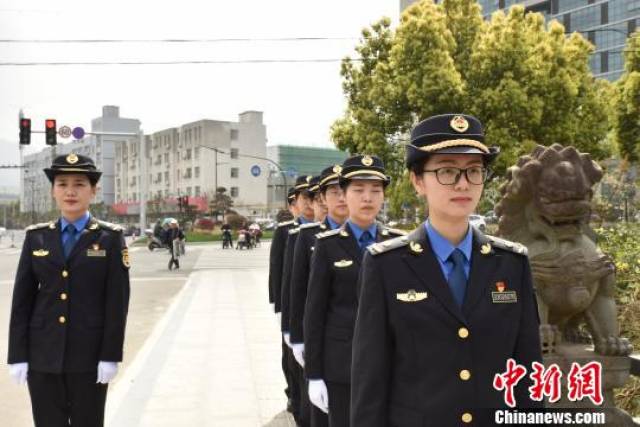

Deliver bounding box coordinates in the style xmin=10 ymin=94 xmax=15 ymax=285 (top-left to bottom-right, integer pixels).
xmin=0 ymin=0 xmax=401 ymax=190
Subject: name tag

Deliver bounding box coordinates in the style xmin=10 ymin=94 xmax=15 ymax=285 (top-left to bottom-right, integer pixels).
xmin=492 ymin=291 xmax=518 ymax=303
xmin=87 ymin=249 xmax=107 ymax=257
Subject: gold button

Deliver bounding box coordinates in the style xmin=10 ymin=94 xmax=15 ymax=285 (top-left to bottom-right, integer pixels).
xmin=460 ymin=369 xmax=471 ymax=381
xmin=58 ymin=316 xmax=66 ymax=324
xmin=462 ymin=412 xmax=473 ymax=423
xmin=458 ymin=327 xmax=469 ymax=339
xmin=60 ymin=293 xmax=68 ymax=301
xmin=62 ymin=270 xmax=69 ymax=278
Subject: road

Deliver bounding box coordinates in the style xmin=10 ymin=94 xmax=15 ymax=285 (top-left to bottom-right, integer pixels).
xmin=0 ymin=235 xmax=292 ymax=426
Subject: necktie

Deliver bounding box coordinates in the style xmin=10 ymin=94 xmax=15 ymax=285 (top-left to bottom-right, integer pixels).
xmin=63 ymin=224 xmax=78 ymax=259
xmin=447 ymin=249 xmax=467 ymax=308
xmin=359 ymin=230 xmax=375 ymax=253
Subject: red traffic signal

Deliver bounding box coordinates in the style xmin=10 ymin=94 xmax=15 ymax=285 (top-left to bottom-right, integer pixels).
xmin=45 ymin=119 xmax=57 ymax=145
xmin=19 ymin=118 xmax=31 ymax=145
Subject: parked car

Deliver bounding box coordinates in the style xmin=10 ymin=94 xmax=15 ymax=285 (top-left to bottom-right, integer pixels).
xmin=469 ymin=214 xmax=487 ymax=231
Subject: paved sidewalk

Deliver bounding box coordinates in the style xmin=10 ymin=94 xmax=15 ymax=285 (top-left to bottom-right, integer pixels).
xmin=106 ymin=243 xmax=294 ymax=427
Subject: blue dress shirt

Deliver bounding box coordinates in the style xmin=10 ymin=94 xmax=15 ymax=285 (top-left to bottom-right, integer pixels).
xmin=60 ymin=212 xmax=91 ymax=246
xmin=424 ymin=220 xmax=473 ymax=282
xmin=347 ymin=220 xmax=377 ymax=247
xmin=326 ymin=216 xmax=341 ymax=230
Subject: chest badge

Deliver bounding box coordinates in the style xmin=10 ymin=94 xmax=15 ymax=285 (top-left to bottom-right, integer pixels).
xmin=122 ymin=248 xmax=131 ymax=268
xmin=491 ymin=281 xmax=517 ymax=303
xmin=409 ymin=241 xmax=423 ymax=254
xmin=87 ymin=244 xmax=106 ymax=257
xmin=397 ymin=289 xmax=428 ymax=302
xmin=480 ymin=243 xmax=492 ymax=255
xmin=334 ymin=259 xmax=353 ymax=268
xmin=32 ymin=249 xmax=50 ymax=257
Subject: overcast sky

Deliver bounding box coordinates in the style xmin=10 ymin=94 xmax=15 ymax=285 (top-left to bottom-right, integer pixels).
xmin=0 ymin=0 xmax=400 ymax=190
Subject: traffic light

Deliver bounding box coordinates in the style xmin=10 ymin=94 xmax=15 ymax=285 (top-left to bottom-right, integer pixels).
xmin=45 ymin=119 xmax=57 ymax=145
xmin=183 ymin=196 xmax=189 ymax=207
xmin=178 ymin=196 xmax=183 ymax=212
xmin=19 ymin=118 xmax=31 ymax=145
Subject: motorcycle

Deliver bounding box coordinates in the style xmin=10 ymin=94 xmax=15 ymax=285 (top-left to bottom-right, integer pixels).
xmin=145 ymin=229 xmax=168 ymax=251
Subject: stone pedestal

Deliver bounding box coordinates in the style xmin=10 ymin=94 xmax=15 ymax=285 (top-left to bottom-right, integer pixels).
xmin=544 ymin=344 xmax=638 ymax=426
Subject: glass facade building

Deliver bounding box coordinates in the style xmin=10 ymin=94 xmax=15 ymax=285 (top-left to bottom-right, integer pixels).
xmin=402 ymin=0 xmax=640 ymax=80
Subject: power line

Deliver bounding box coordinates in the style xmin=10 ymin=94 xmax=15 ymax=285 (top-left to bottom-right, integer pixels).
xmin=0 ymin=58 xmax=361 ymax=67
xmin=0 ymin=36 xmax=360 ymax=44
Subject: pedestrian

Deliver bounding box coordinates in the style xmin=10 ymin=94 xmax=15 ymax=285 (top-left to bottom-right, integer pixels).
xmin=304 ymin=155 xmax=405 ymax=427
xmin=280 ymin=175 xmax=316 ymax=426
xmin=7 ymin=153 xmax=130 ymax=427
xmin=167 ymin=219 xmax=184 ymax=270
xmin=268 ymin=186 xmax=300 ymax=414
xmin=350 ymin=114 xmax=543 ymax=427
xmin=289 ymin=165 xmax=349 ymax=427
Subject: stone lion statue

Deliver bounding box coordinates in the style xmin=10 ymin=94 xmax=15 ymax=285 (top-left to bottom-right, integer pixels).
xmin=495 ymin=144 xmax=632 ymax=357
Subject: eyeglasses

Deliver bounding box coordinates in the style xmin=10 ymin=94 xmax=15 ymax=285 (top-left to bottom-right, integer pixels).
xmin=422 ymin=166 xmax=490 ymax=185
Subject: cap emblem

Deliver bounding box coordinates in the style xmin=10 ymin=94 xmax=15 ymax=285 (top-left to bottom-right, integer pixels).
xmin=66 ymin=153 xmax=79 ymax=164
xmin=361 ymin=155 xmax=373 ymax=167
xmin=450 ymin=116 xmax=469 ymax=133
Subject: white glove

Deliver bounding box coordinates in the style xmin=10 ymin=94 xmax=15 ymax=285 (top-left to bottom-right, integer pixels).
xmin=291 ymin=343 xmax=305 ymax=367
xmin=283 ymin=332 xmax=292 ymax=348
xmin=96 ymin=361 xmax=119 ymax=384
xmin=308 ymin=379 xmax=329 ymax=413
xmin=8 ymin=362 xmax=28 ymax=385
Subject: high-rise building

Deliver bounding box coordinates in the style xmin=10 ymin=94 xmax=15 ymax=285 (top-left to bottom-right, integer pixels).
xmin=400 ymin=0 xmax=639 ymax=80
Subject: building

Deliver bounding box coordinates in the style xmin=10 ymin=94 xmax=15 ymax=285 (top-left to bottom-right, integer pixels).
xmin=113 ymin=111 xmax=268 ymax=218
xmin=265 ymin=145 xmax=349 ymax=212
xmin=21 ymin=106 xmax=140 ymax=214
xmin=400 ymin=0 xmax=640 ymax=80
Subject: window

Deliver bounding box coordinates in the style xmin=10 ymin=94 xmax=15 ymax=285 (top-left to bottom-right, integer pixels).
xmin=156 ymin=172 xmax=162 ymax=183
xmin=164 ymin=171 xmax=169 ymax=182
xmin=187 ymin=187 xmax=192 ymax=196
xmin=601 ymin=51 xmax=609 ymax=73
xmin=185 ymin=149 xmax=192 ymax=160
xmin=186 ymin=167 xmax=192 ymax=178
xmin=231 ymin=187 xmax=239 ymax=197
xmin=231 ymin=167 xmax=239 ymax=178
xmin=195 ymin=167 xmax=200 ymax=178
xmin=195 ymin=147 xmax=200 ymax=160
xmin=195 ymin=186 xmax=201 ymax=196
xmin=164 ymin=153 xmax=169 ymax=164
xmin=230 ymin=129 xmax=239 ymax=140
xmin=230 ymin=148 xmax=239 ymax=159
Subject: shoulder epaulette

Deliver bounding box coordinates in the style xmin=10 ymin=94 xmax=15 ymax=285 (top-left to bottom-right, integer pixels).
xmin=25 ymin=221 xmax=54 ymax=232
xmin=278 ymin=220 xmax=295 ymax=227
xmin=288 ymin=227 xmax=301 ymax=235
xmin=96 ymin=220 xmax=123 ymax=232
xmin=300 ymin=221 xmax=325 ymax=230
xmin=316 ymin=228 xmax=341 ymax=240
xmin=486 ymin=235 xmax=528 ymax=256
xmin=381 ymin=227 xmax=408 ymax=237
xmin=367 ymin=235 xmax=410 ymax=255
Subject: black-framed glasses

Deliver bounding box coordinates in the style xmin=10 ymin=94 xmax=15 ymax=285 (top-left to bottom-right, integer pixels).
xmin=422 ymin=166 xmax=490 ymax=185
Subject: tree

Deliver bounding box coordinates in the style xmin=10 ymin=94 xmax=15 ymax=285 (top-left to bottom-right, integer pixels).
xmin=332 ymin=0 xmax=611 ymax=193
xmin=613 ymin=31 xmax=640 ymax=162
xmin=210 ymin=187 xmax=234 ymax=221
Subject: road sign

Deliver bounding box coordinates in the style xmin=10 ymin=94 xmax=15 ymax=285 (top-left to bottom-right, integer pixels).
xmin=72 ymin=127 xmax=85 ymax=139
xmin=59 ymin=126 xmax=72 ymax=138
xmin=251 ymin=165 xmax=261 ymax=177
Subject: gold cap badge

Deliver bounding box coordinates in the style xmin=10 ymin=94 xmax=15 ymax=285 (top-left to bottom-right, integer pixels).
xmin=361 ymin=155 xmax=373 ymax=167
xmin=450 ymin=115 xmax=469 ymax=133
xmin=333 ymin=165 xmax=342 ymax=174
xmin=66 ymin=153 xmax=79 ymax=164
xmin=306 ymin=175 xmax=312 ymax=183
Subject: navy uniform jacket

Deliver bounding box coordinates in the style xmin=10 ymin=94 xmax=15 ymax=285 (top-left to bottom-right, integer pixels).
xmin=268 ymin=219 xmax=296 ymax=312
xmin=8 ymin=217 xmax=130 ymax=374
xmin=280 ymin=224 xmax=301 ymax=333
xmin=304 ymin=223 xmax=405 ymax=384
xmin=350 ymin=226 xmax=542 ymax=427
xmin=288 ymin=219 xmax=330 ymax=344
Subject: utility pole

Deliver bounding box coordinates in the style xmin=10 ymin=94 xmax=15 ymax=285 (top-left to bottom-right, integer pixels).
xmin=139 ymin=130 xmax=147 ymax=232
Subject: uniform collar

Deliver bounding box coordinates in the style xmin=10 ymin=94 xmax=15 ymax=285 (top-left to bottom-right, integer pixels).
xmin=326 ymin=216 xmax=342 ymax=230
xmin=346 ymin=219 xmax=377 ymax=241
xmin=60 ymin=211 xmax=91 ymax=232
xmin=424 ymin=219 xmax=473 ymax=264
xmin=298 ymin=216 xmax=312 ymax=225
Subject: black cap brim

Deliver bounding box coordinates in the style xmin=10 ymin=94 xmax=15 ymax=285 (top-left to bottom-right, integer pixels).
xmin=44 ymin=168 xmax=102 ymax=184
